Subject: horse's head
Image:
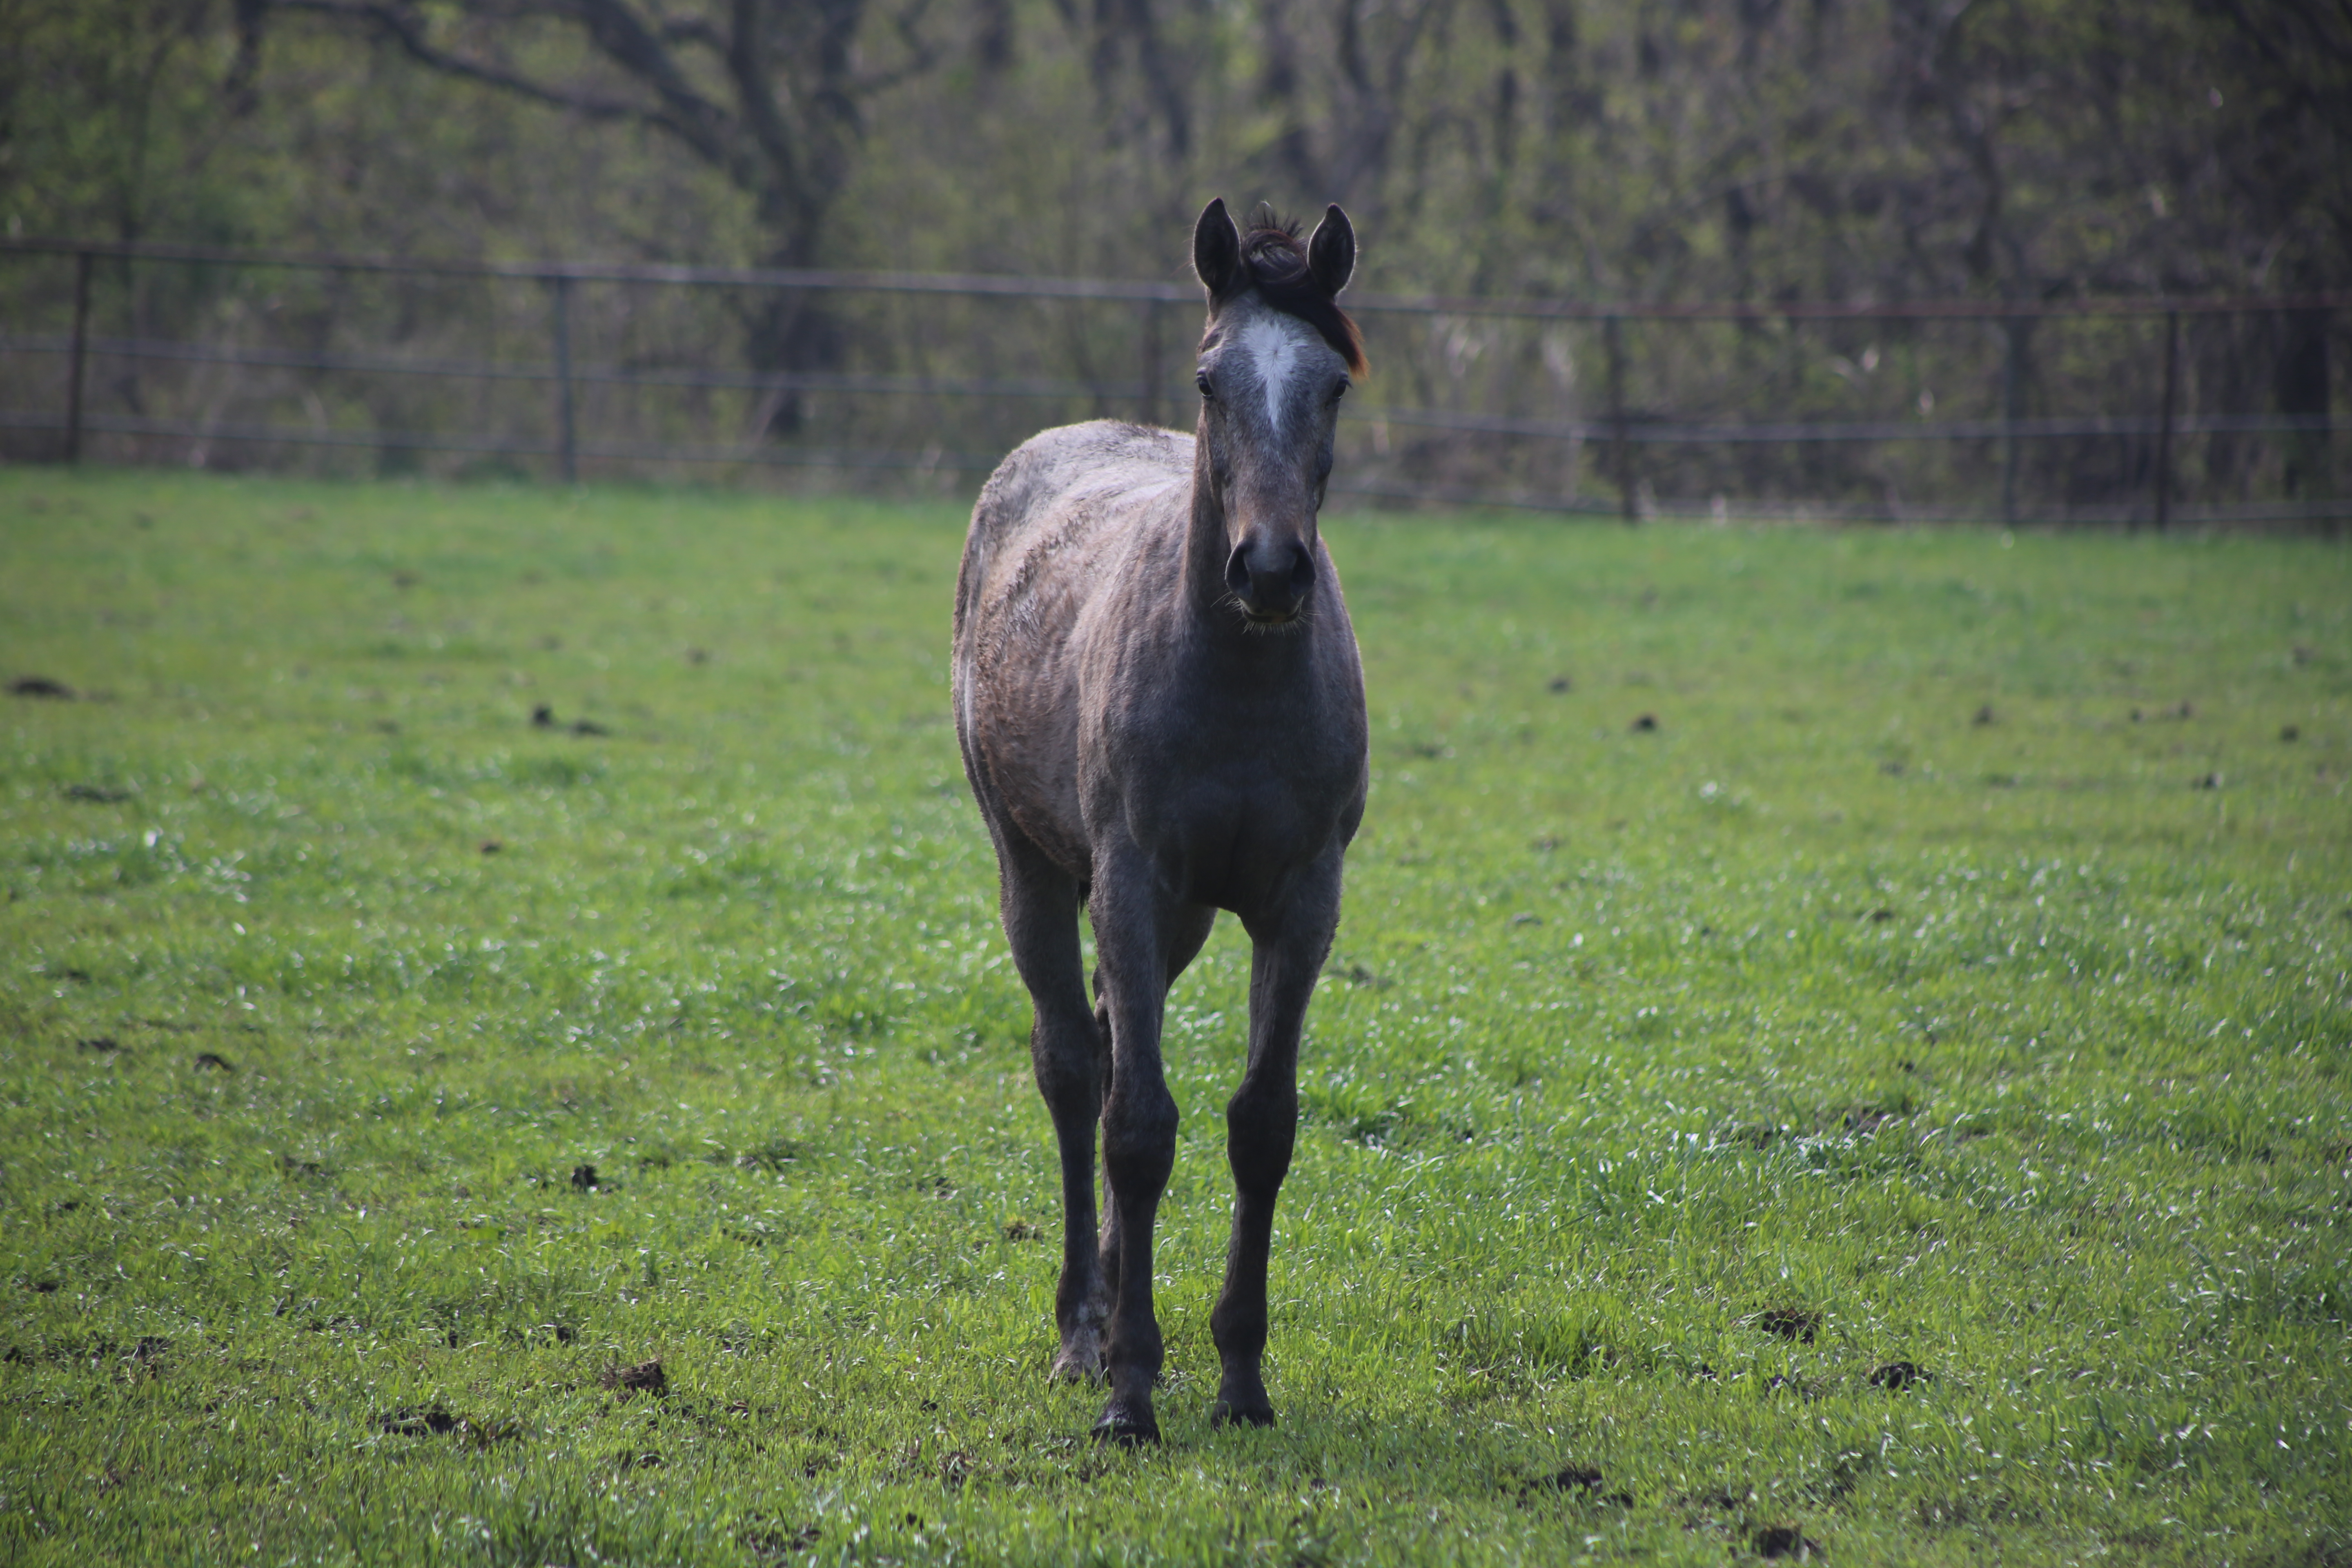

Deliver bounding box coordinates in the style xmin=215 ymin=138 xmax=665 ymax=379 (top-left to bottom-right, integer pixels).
xmin=1191 ymin=198 xmax=1364 ymax=628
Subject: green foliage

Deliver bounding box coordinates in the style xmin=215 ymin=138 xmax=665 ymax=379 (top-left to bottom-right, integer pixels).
xmin=3 ymin=1 xmax=2345 ymax=512
xmin=7 ymin=0 xmax=2342 ymax=294
xmin=1 ymin=468 xmax=2347 ymax=1562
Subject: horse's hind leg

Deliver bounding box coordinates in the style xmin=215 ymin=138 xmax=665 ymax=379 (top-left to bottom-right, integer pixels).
xmin=1212 ymin=855 xmax=1341 ymax=1428
xmin=993 ymin=835 xmax=1110 ymax=1382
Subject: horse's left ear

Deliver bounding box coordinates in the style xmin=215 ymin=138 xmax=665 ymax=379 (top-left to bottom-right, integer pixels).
xmin=1307 ymin=205 xmax=1355 ymax=296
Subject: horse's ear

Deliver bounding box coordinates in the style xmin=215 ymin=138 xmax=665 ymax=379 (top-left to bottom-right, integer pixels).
xmin=1193 ymin=198 xmax=1242 ymax=297
xmin=1307 ymin=204 xmax=1356 ymax=296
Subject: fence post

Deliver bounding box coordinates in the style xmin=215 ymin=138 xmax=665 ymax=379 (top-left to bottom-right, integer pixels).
xmin=1138 ymin=298 xmax=1162 ymax=429
xmin=2153 ymin=309 xmax=2179 ymax=532
xmin=1607 ymin=315 xmax=1634 ymax=524
xmin=548 ymin=273 xmax=578 ymax=483
xmin=64 ymin=249 xmax=93 ymax=463
xmin=2000 ymin=312 xmax=2028 ymax=526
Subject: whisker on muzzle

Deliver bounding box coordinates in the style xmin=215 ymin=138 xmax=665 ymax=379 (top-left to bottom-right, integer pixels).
xmin=1221 ymin=591 xmax=1314 ymax=634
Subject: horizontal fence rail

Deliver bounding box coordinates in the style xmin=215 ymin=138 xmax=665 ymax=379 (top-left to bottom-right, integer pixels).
xmin=6 ymin=234 xmax=2345 ymax=317
xmin=4 ymin=236 xmax=2345 ymax=526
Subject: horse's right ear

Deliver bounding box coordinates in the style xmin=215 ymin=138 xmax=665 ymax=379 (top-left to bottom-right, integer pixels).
xmin=1193 ymin=198 xmax=1242 ymax=297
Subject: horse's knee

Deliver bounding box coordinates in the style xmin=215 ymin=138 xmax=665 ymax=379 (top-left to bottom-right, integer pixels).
xmin=1100 ymin=1088 xmax=1177 ymax=1195
xmin=1030 ymin=1016 xmax=1101 ymax=1122
xmin=1225 ymin=1084 xmax=1297 ymax=1194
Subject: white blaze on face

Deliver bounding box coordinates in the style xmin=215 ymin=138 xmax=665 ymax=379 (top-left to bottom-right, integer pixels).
xmin=1238 ymin=316 xmax=1310 ymax=435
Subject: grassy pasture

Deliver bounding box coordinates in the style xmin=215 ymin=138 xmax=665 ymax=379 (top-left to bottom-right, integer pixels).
xmin=1 ymin=466 xmax=2348 ymax=1567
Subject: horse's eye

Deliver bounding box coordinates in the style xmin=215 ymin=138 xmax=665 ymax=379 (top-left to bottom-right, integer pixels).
xmin=1196 ymin=372 xmax=1214 ymax=399
xmin=1333 ymin=381 xmax=1349 ymax=402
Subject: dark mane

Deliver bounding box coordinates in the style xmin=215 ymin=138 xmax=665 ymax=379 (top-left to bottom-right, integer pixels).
xmin=1227 ymin=204 xmax=1368 ymax=377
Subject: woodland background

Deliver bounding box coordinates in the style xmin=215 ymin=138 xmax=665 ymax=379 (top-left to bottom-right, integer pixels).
xmin=2 ymin=0 xmax=2347 ymax=517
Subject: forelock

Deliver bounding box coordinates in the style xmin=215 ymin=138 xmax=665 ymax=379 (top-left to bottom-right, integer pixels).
xmin=1210 ymin=206 xmax=1368 ymax=377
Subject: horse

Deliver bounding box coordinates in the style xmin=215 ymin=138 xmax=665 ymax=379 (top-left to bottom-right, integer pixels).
xmin=952 ymin=198 xmax=1370 ymax=1444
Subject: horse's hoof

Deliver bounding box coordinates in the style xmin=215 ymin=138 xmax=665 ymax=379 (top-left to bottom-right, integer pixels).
xmin=1210 ymin=1397 xmax=1276 ymax=1429
xmin=1050 ymin=1324 xmax=1108 ymax=1384
xmin=1050 ymin=1345 xmax=1107 ymax=1385
xmin=1091 ymin=1403 xmax=1160 ymax=1446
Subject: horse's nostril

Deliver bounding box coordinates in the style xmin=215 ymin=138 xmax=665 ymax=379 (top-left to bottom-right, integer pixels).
xmin=1287 ymin=543 xmax=1316 ymax=597
xmin=1225 ymin=544 xmax=1253 ymax=598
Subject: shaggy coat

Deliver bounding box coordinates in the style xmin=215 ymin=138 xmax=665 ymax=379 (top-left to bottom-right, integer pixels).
xmin=953 ymin=200 xmax=1369 ymax=1442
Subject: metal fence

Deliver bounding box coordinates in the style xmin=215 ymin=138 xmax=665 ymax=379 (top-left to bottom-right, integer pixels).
xmin=3 ymin=236 xmax=2345 ymax=527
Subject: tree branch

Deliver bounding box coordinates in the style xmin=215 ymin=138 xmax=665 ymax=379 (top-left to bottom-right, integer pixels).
xmin=724 ymin=0 xmax=805 ymax=223
xmin=851 ymin=0 xmax=944 ymax=98
xmin=655 ymin=10 xmax=728 ymax=52
xmin=262 ymin=0 xmax=935 ymax=279
xmin=269 ymin=0 xmax=726 ymax=163
xmin=556 ymin=0 xmax=736 ymax=159
xmin=1256 ymin=0 xmax=1330 ymax=196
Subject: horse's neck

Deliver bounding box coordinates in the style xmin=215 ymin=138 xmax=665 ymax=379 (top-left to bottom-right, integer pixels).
xmin=1182 ymin=477 xmax=1229 ymax=621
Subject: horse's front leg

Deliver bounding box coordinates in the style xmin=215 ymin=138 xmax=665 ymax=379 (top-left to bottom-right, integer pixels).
xmin=991 ymin=836 xmax=1111 ymax=1382
xmin=1086 ymin=851 xmax=1179 ymax=1444
xmin=1212 ymin=855 xmax=1341 ymax=1428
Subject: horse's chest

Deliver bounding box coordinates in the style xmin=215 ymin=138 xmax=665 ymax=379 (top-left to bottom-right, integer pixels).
xmin=1088 ymin=687 xmax=1362 ymax=892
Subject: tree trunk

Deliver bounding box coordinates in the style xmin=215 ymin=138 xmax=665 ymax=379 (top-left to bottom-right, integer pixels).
xmin=2276 ymin=307 xmax=2332 ymax=503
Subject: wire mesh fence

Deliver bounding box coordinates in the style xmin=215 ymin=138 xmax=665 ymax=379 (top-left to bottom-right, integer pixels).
xmin=3 ymin=236 xmax=2344 ymax=527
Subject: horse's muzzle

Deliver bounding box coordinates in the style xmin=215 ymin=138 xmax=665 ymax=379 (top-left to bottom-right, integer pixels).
xmin=1225 ymin=536 xmax=1316 ymax=623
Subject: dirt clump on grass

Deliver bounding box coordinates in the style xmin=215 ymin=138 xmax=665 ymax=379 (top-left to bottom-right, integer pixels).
xmin=742 ymin=1522 xmax=822 ymax=1559
xmin=1754 ymin=1307 xmax=1820 ymax=1342
xmin=601 ymin=1359 xmax=667 ymax=1399
xmin=379 ymin=1407 xmax=461 ymax=1437
xmin=1527 ymin=1462 xmax=1602 ymax=1494
xmin=10 ymin=676 xmax=77 ymax=699
xmin=1521 ymin=1463 xmax=1633 ymax=1507
xmin=532 ymin=702 xmax=611 ymax=737
xmin=378 ymin=1406 xmax=512 ymax=1443
xmin=1755 ymin=1523 xmax=1824 ymax=1558
xmin=1870 ymin=1361 xmax=1930 ymax=1390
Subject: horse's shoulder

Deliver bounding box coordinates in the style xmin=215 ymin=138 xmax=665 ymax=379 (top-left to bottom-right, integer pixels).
xmin=963 ymin=421 xmax=1191 ymax=604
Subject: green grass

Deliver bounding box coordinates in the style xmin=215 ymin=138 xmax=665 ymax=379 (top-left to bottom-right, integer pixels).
xmin=2 ymin=467 xmax=2348 ymax=1567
